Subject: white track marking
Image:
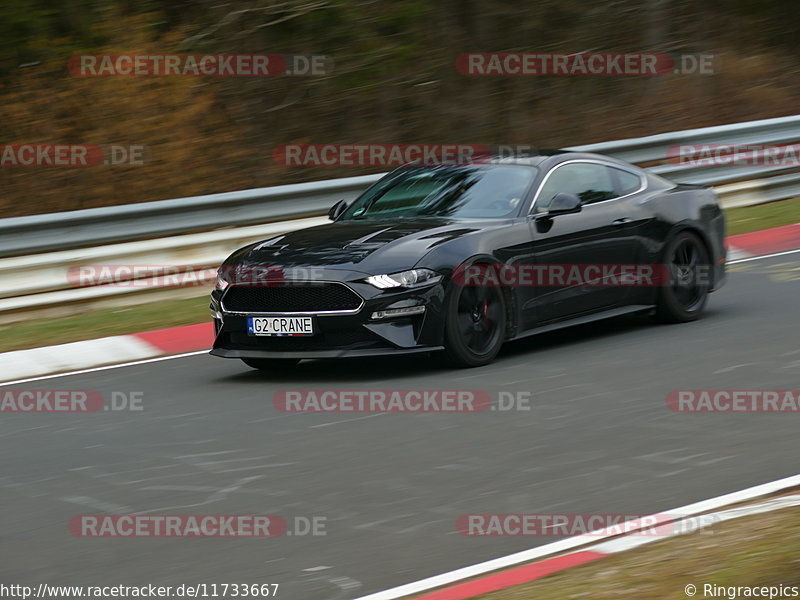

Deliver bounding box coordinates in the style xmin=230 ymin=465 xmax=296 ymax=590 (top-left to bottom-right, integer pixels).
xmin=350 ymin=473 xmax=800 ymax=600
xmin=0 ymin=334 xmax=158 ymax=382
xmin=0 ymin=351 xmax=208 ymax=387
xmin=728 ymin=247 xmax=800 ymax=264
xmin=587 ymin=494 xmax=800 ymax=554
xmin=589 ymin=494 xmax=800 ymax=554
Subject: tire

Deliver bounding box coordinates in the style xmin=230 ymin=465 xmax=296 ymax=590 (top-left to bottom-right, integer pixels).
xmin=442 ymin=280 xmax=507 ymax=367
xmin=654 ymin=230 xmax=711 ymax=323
xmin=241 ymin=358 xmax=300 ymax=371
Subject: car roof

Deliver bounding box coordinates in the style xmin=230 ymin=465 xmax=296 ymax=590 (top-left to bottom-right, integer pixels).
xmin=487 ymin=151 xmax=637 ymax=169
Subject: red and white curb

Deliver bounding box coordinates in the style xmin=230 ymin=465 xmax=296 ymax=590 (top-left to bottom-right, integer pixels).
xmin=0 ymin=322 xmax=213 ymax=383
xmin=0 ymin=223 xmax=798 ymax=384
xmin=352 ymin=474 xmax=800 ymax=600
xmin=726 ymin=222 xmax=800 ymax=260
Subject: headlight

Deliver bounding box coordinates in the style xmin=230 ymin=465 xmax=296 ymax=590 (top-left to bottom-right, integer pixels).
xmin=365 ymin=268 xmax=441 ymax=289
xmin=215 ymin=269 xmax=230 ymax=291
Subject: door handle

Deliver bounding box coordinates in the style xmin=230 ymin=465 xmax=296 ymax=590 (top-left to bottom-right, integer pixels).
xmin=612 ymin=217 xmax=632 ymax=225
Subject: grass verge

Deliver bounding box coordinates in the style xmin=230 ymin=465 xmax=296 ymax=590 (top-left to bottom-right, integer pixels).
xmin=725 ymin=196 xmax=800 ymax=236
xmin=0 ymin=296 xmax=209 ymax=353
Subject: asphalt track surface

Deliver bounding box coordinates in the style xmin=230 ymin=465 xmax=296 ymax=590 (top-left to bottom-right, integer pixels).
xmin=2 ymin=252 xmax=799 ymax=600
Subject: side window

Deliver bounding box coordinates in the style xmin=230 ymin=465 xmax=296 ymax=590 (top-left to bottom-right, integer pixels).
xmin=535 ymin=163 xmax=617 ymax=210
xmin=613 ymin=168 xmax=643 ymax=195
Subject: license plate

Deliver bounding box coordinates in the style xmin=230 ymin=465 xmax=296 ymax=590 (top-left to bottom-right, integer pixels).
xmin=247 ymin=316 xmax=315 ymax=336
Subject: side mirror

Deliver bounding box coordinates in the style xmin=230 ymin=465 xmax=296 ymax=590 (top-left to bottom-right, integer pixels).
xmin=328 ymin=199 xmax=347 ymax=221
xmin=547 ymin=192 xmax=582 ymax=216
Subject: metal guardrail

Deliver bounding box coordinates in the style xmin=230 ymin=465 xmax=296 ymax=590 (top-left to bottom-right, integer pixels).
xmin=0 ymin=217 xmax=330 ymax=321
xmin=715 ymin=171 xmax=800 ymax=208
xmin=1 ymin=114 xmax=799 ymax=259
xmin=568 ymin=114 xmax=800 ymax=163
xmin=0 ymin=174 xmax=383 ymax=259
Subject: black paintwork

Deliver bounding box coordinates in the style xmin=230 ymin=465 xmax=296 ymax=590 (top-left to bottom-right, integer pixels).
xmin=210 ymin=152 xmax=726 ymax=360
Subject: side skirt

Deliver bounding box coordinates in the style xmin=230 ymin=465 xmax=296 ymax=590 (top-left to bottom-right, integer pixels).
xmin=511 ymin=305 xmax=655 ymax=341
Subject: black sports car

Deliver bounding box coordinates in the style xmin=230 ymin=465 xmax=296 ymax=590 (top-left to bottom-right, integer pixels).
xmin=210 ymin=152 xmax=726 ymax=369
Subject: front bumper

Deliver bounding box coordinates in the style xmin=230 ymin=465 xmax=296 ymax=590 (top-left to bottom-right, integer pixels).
xmin=209 ymin=345 xmax=443 ymax=359
xmin=210 ymin=272 xmax=447 ymax=359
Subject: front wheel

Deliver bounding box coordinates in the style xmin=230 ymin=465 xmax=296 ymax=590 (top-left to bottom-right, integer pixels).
xmin=442 ymin=281 xmax=507 ymax=367
xmin=241 ymin=358 xmax=300 ymax=371
xmin=654 ymin=231 xmax=711 ymax=323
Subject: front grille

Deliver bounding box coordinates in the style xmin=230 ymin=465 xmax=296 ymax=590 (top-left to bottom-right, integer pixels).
xmin=222 ymin=283 xmax=362 ymax=313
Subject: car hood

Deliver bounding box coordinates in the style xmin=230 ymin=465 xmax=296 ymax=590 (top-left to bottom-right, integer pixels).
xmin=232 ymin=218 xmax=509 ymax=274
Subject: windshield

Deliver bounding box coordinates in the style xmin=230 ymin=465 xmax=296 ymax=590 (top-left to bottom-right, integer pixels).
xmin=339 ymin=164 xmax=537 ymax=220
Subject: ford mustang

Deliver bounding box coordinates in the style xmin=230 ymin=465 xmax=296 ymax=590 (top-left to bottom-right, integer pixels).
xmin=210 ymin=152 xmax=726 ymax=370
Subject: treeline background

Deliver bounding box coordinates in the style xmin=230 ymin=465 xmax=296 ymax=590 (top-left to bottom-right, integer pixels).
xmin=1 ymin=0 xmax=799 ymax=216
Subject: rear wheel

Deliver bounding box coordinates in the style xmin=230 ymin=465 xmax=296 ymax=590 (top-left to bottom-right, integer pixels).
xmin=443 ymin=281 xmax=507 ymax=367
xmin=655 ymin=231 xmax=711 ymax=323
xmin=241 ymin=358 xmax=300 ymax=371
